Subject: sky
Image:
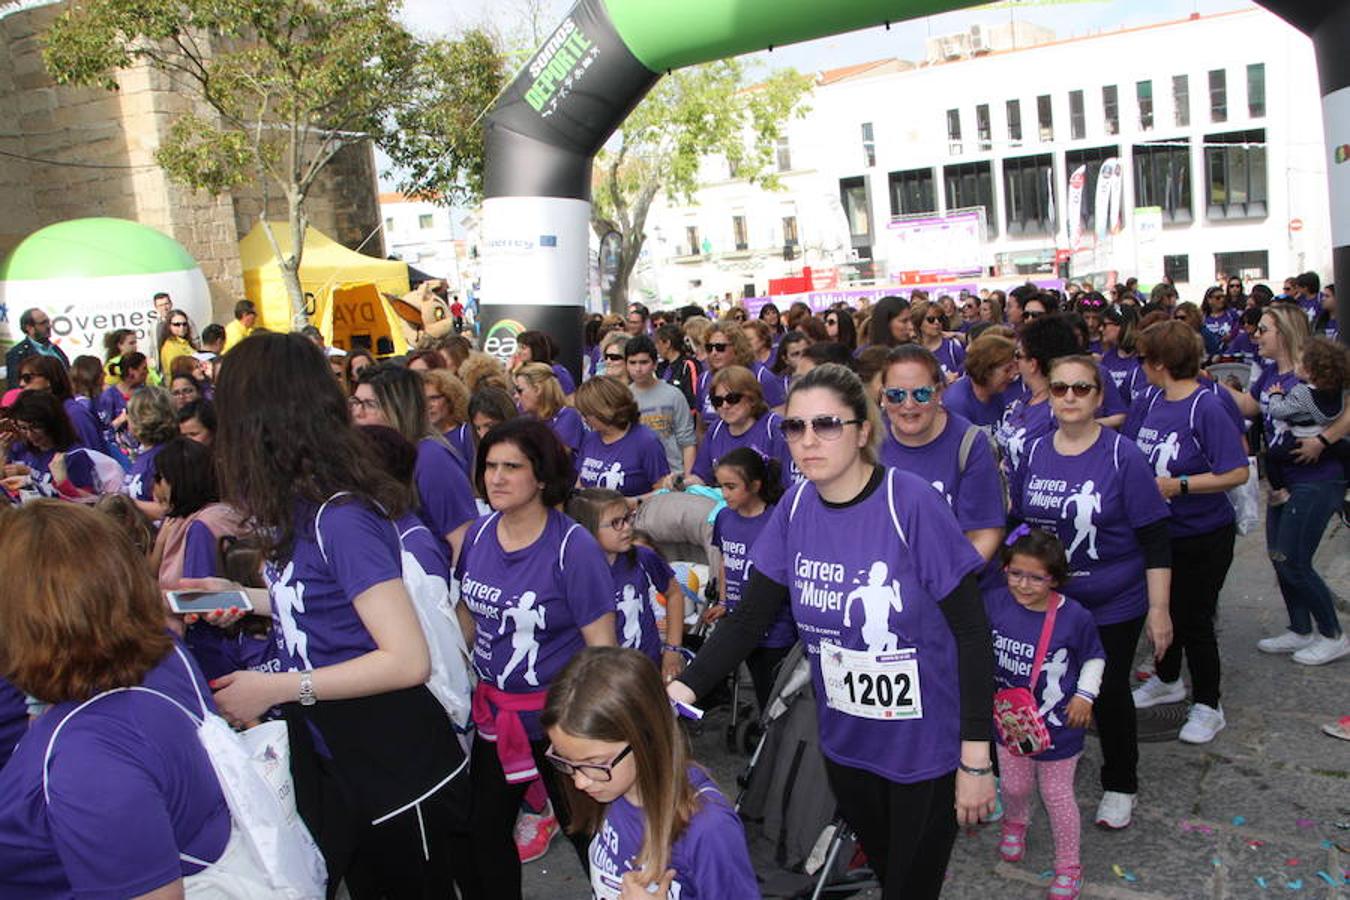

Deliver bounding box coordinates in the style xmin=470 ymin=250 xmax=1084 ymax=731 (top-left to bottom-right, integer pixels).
xmin=380 ymin=0 xmax=1258 ymax=190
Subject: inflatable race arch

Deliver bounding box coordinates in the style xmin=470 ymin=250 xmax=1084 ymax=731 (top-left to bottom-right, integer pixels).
xmin=476 ymin=0 xmax=1350 ymax=373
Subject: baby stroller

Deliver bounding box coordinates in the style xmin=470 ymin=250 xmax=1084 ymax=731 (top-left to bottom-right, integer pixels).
xmin=736 ymin=643 xmax=879 ymax=899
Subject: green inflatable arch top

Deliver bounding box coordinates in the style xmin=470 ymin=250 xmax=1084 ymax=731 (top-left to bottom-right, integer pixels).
xmin=0 ymin=217 xmax=200 ymax=282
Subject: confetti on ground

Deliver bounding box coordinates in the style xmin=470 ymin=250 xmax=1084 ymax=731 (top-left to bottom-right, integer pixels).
xmin=1255 ymin=876 xmax=1268 ymax=889
xmin=1295 ymin=818 xmax=1315 ymax=829
xmin=1110 ymin=864 xmax=1137 ymax=883
xmin=1321 ymin=840 xmax=1335 ymax=849
xmin=1316 ymin=871 xmax=1343 ymax=887
xmin=1285 ymin=879 xmax=1302 ymax=890
xmin=1211 ymin=857 xmax=1223 ymax=868
xmin=1232 ymin=815 xmax=1247 ymax=826
xmin=1285 ymin=858 xmax=1300 ymax=866
xmin=1248 ymin=840 xmax=1266 ymax=849
xmin=1179 ymin=819 xmax=1216 ymax=835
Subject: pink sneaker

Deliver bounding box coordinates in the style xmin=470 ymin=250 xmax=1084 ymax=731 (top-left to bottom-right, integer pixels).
xmin=1046 ymin=868 xmax=1083 ymax=899
xmin=515 ymin=802 xmax=559 ymax=863
xmin=998 ymin=824 xmax=1027 ymax=862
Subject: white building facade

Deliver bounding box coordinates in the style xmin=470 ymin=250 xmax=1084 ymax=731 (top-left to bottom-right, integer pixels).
xmin=379 ymin=193 xmax=471 ymax=290
xmin=638 ymin=8 xmax=1330 ymax=307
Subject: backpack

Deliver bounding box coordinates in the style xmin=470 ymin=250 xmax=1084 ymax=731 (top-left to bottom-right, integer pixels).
xmin=957 ymin=422 xmax=1009 ymax=515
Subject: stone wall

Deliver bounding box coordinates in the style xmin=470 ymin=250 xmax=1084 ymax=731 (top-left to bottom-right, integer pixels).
xmin=0 ymin=2 xmax=383 ymax=326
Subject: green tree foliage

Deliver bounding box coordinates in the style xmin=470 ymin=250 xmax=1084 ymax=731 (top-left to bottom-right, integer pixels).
xmin=43 ymin=0 xmax=504 ymax=325
xmin=591 ymin=60 xmax=813 ymax=313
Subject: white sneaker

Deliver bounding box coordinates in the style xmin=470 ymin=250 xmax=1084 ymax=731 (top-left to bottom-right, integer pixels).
xmin=1257 ymin=630 xmax=1316 ymax=654
xmin=1179 ymin=703 xmax=1225 ymax=744
xmin=1132 ymin=677 xmax=1186 ymax=708
xmin=1094 ymin=791 xmax=1135 ymax=830
xmin=1292 ymin=633 xmax=1350 ymax=666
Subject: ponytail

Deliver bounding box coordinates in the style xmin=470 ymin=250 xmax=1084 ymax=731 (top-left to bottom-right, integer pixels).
xmin=714 ymin=446 xmax=783 ymax=505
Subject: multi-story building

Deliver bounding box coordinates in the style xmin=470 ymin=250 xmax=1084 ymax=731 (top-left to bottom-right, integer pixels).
xmin=639 ymin=7 xmax=1329 ymax=306
xmin=379 ymin=193 xmax=471 ymax=292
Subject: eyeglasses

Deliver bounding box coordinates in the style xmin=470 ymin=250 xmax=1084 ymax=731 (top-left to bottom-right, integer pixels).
xmin=882 ymin=386 xmax=937 ymax=406
xmin=1005 ymin=567 xmax=1052 ymax=586
xmin=924 ymin=315 xmax=944 ymax=324
xmin=709 ymin=392 xmax=744 ymax=409
xmin=603 ymin=352 xmax=625 ymax=362
xmin=1256 ymin=324 xmax=1270 ymax=335
xmin=705 ymin=342 xmax=730 ymax=353
xmin=545 ymin=744 xmax=632 ymax=782
xmin=600 ymin=511 xmax=637 ymax=531
xmin=1048 ymin=381 xmax=1096 ymax=398
xmin=780 ymin=415 xmax=864 ymax=442
xmin=347 ymin=397 xmax=381 ymax=412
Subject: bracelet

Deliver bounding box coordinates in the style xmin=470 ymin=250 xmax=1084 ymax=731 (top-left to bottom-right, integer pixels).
xmin=958 ymin=761 xmax=994 ymax=776
xmin=662 ymin=644 xmax=693 ymax=661
xmin=1317 ymin=434 xmax=1331 ymax=448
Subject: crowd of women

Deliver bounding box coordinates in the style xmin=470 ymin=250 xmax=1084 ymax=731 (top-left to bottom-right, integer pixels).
xmin=0 ymin=275 xmax=1346 ymax=900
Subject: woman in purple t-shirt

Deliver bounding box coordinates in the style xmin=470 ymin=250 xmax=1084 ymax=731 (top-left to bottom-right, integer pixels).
xmin=686 ymin=365 xmax=793 ymax=489
xmin=514 ymin=362 xmax=586 ymax=457
xmin=1225 ymin=305 xmax=1350 ymax=666
xmin=2 ymin=390 xmax=100 ymax=501
xmin=1100 ymin=306 xmax=1145 ymax=406
xmin=943 ymin=332 xmax=1017 ymax=430
xmin=124 ymin=385 xmax=178 ymax=519
xmin=1010 ymin=355 xmax=1173 ymax=831
xmin=673 ymin=363 xmax=997 ymax=897
xmin=457 ymin=418 xmax=616 ymax=898
xmin=997 ymin=316 xmax=1080 ymax=479
xmin=574 ymin=376 xmax=671 ymax=499
xmin=912 ymin=299 xmax=966 ymax=382
xmin=0 ymin=503 xmax=232 ymax=897
xmin=694 ymin=321 xmax=756 ymax=427
xmin=1129 ymin=323 xmax=1248 ymax=743
xmin=205 ymin=332 xmax=472 ymax=897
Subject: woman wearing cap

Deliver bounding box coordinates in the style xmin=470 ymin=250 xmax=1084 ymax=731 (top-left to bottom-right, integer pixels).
xmin=671 ymin=363 xmax=995 ymax=897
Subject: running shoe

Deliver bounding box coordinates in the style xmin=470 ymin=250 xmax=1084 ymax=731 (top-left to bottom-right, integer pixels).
xmin=1292 ymin=633 xmax=1350 ymax=666
xmin=1046 ymin=868 xmax=1083 ymax=899
xmin=998 ymin=824 xmax=1026 ymax=862
xmin=1131 ymin=676 xmax=1186 ymax=708
xmin=1178 ymin=703 xmax=1225 ymax=744
xmin=1094 ymin=791 xmax=1135 ymax=830
xmin=1257 ymin=630 xmax=1316 ymax=654
xmin=1321 ymin=715 xmax=1350 ymax=741
xmin=515 ymin=803 xmax=559 ymax=863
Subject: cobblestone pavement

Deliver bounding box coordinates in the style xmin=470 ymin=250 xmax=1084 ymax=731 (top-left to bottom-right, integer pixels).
xmin=525 ymin=516 xmax=1350 ymax=899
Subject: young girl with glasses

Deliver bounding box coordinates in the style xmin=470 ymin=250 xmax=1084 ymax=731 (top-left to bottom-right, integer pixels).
xmin=985 ymin=527 xmax=1104 ymax=900
xmin=542 ymin=647 xmax=758 ymax=899
xmin=567 ymin=488 xmax=687 ymax=683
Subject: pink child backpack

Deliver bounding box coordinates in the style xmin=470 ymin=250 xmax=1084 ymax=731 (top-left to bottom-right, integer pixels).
xmin=992 ymin=594 xmax=1060 ymax=757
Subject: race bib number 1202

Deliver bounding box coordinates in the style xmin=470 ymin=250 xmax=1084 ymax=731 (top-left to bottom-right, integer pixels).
xmin=820 ymin=642 xmax=923 ymax=721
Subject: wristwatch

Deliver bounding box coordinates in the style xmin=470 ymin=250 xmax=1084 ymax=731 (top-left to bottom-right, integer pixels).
xmin=298 ymin=670 xmax=317 ymax=707
xmin=1179 ymin=475 xmax=1190 ymax=496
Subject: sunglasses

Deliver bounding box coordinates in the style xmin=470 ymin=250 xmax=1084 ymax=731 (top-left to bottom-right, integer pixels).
xmin=710 ymin=392 xmax=745 ymax=408
xmin=1078 ymin=301 xmax=1104 ymax=310
xmin=780 ymin=415 xmax=865 ymax=442
xmin=882 ymin=386 xmax=936 ymax=405
xmin=604 ymin=352 xmax=626 ymax=362
xmin=171 ymin=321 xmax=189 ymax=328
xmin=924 ymin=315 xmax=944 ymax=324
xmin=544 ymin=744 xmax=632 ymax=782
xmin=1049 ymin=381 xmax=1096 ymax=398
xmin=1005 ymin=566 xmax=1052 ymax=586
xmin=1023 ymin=310 xmax=1045 ymax=320
xmin=600 ymin=511 xmax=637 ymax=531
xmin=705 ymin=342 xmax=730 ymax=353
xmin=17 ymin=373 xmax=38 ymax=384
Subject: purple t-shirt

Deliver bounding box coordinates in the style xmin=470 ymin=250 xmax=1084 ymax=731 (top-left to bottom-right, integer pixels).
xmin=934 ymin=337 xmax=966 ymax=379
xmin=696 ymin=369 xmax=719 ymax=423
xmin=1226 ymin=329 xmax=1257 ymax=360
xmin=608 ymin=546 xmax=672 ymax=662
xmin=753 ymin=468 xmax=985 ymax=783
xmin=941 ymin=377 xmax=1005 ymax=429
xmin=1203 ymin=309 xmax=1240 ymax=344
xmin=692 ymin=413 xmax=793 ymax=487
xmin=713 ymin=505 xmax=796 ymax=648
xmin=1250 ymin=366 xmax=1345 ymax=485
xmin=416 ymin=437 xmax=478 ymax=539
xmin=265 ymin=497 xmax=402 ymax=670
xmin=985 ymin=589 xmax=1105 ymax=760
xmin=6 ymin=442 xmax=97 ymax=498
xmin=1096 ymin=363 xmax=1129 ymax=419
xmin=0 ymin=643 xmax=231 ymax=898
xmin=455 ymin=509 xmax=613 ymax=698
xmin=1132 ymin=387 xmax=1248 ymax=537
xmin=1012 ymin=429 xmax=1170 ymax=625
xmin=879 ymin=413 xmax=1006 ymax=534
xmin=551 ymin=363 xmax=577 ymax=396
xmin=445 ymin=423 xmax=474 ymax=479
xmin=181 ymin=521 xmax=219 ymax=579
xmin=123 ymin=442 xmax=163 ymax=501
xmin=589 ymin=767 xmax=757 ymax=900
xmin=995 ymin=395 xmax=1055 ymax=479
xmin=397 ymin=512 xmax=452 ymax=583
xmin=751 ymin=360 xmax=787 ymax=408
xmin=64 ymin=397 xmax=107 ymax=456
xmin=0 ymin=678 xmax=26 ymax=764
xmin=1100 ymin=349 xmax=1144 ymax=406
xmin=576 ymin=425 xmax=670 ymax=497
xmin=547 ymin=405 xmax=586 ymax=456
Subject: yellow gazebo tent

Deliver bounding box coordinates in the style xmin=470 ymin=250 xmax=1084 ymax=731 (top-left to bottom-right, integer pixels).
xmin=239 ymin=221 xmax=412 ymax=355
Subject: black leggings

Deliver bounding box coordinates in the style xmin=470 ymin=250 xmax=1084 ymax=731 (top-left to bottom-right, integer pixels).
xmin=1094 ymin=615 xmax=1146 ymax=795
xmin=465 ymin=737 xmax=590 ymax=900
xmin=1156 ymin=524 xmax=1236 ymax=707
xmin=823 ymin=761 xmax=957 ymax=899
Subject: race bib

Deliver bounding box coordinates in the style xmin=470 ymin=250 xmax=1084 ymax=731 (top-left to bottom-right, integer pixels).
xmin=820 ymin=641 xmax=923 ymax=720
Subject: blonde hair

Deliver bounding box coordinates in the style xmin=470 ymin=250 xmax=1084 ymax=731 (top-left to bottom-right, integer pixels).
xmin=682 ymin=316 xmax=712 ymax=349
xmin=705 ymin=321 xmax=754 ymax=368
xmin=420 ymin=368 xmax=470 ymax=425
xmin=574 ymin=376 xmax=639 ymax=430
xmin=1263 ymin=304 xmax=1312 ymax=368
xmin=127 ymin=384 xmax=178 ymax=446
xmin=458 ymin=351 xmax=510 ymax=393
xmin=513 ymin=362 xmax=566 ymax=419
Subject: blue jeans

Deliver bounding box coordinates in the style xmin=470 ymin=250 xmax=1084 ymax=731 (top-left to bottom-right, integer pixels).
xmin=1265 ymin=480 xmax=1346 ymax=638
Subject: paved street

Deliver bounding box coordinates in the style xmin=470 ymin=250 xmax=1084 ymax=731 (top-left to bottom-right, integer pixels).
xmin=524 ymin=511 xmax=1350 ymax=899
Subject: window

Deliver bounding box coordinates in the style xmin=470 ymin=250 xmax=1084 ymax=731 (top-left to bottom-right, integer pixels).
xmin=1247 ymin=63 xmax=1265 ymax=117
xmin=1209 ymin=69 xmax=1227 ymax=123
xmin=1002 ymin=153 xmax=1054 ymax=237
xmin=976 ymin=104 xmax=992 ymax=151
xmin=1133 ymin=140 xmax=1192 ymax=224
xmin=418 ymin=214 xmax=434 ymax=230
xmin=942 ymin=161 xmax=997 ymax=237
xmin=1205 ymin=128 xmax=1267 ymax=219
xmin=1069 ymin=90 xmax=1085 ymax=140
xmin=947 ymin=108 xmax=962 ymax=154
xmin=1064 ymin=145 xmax=1120 ymax=236
xmin=1164 ymin=254 xmax=1190 ymax=284
xmin=1037 ymin=95 xmax=1054 ymax=142
xmin=1173 ymin=75 xmax=1190 ymax=127
xmin=1136 ymin=80 xmax=1153 ymax=131
xmin=384 ymin=217 xmax=395 ymax=233
xmin=731 ymin=215 xmax=748 ymax=251
xmin=1007 ymin=100 xmax=1023 ymax=145
xmin=1214 ymin=250 xmax=1269 ymax=280
xmin=685 ymin=225 xmax=701 ymax=256
xmin=1103 ymin=85 xmax=1119 ymax=135
xmin=775 ymin=135 xmax=791 ymax=172
xmin=888 ymin=167 xmax=937 ymax=217
xmin=839 ymin=176 xmax=873 ymax=243
xmin=861 ymin=122 xmax=876 ymax=168
xmin=782 ymin=215 xmax=799 ymax=248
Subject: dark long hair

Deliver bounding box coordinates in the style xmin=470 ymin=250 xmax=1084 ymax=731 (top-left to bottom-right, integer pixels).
xmin=154 ymin=437 xmax=219 ymax=518
xmin=213 ymin=332 xmax=408 ymax=560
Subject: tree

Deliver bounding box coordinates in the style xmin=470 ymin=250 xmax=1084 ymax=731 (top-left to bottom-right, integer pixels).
xmin=43 ymin=0 xmax=504 ymax=326
xmin=591 ymin=60 xmax=813 ymax=314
